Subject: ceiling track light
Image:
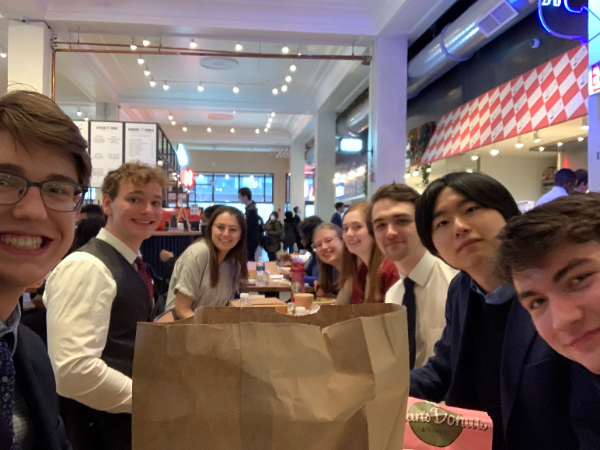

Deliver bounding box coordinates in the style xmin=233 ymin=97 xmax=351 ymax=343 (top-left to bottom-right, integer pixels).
xmin=149 ymin=77 xmax=156 ymax=87
xmin=76 ymin=109 xmax=82 ymax=117
xmin=233 ymin=86 xmax=240 ymax=94
xmin=285 ymin=75 xmax=292 ymax=83
xmin=189 ymin=39 xmax=197 ymax=49
xmin=183 ymin=127 xmax=188 ymax=132
xmin=281 ymin=45 xmax=289 ymax=54
xmin=130 ymin=38 xmax=137 ymax=51
xmin=171 ymin=120 xmax=176 ymax=126
xmin=144 ymin=66 xmax=151 ymax=76
xmin=516 ymin=136 xmax=524 ymax=148
xmin=582 ymin=116 xmax=589 ymax=130
xmin=281 ymin=85 xmax=288 ymax=92
xmin=207 ymin=127 xmax=212 ymax=132
xmin=539 ymin=146 xmax=545 ymax=151
xmin=533 ymin=131 xmax=541 ymax=143
xmin=255 ymin=129 xmax=260 ymax=134
xmin=84 ymin=115 xmax=89 ymax=122
xmin=230 ymin=128 xmax=235 ymax=133
xmin=272 ymin=88 xmax=279 ymax=95
xmin=137 ymin=56 xmax=145 ymax=65
xmin=268 ymin=117 xmax=273 ymax=123
xmin=557 ymin=141 xmax=564 ymax=147
xmin=266 ymin=123 xmax=271 ymax=128
xmin=168 ymin=113 xmax=173 ymax=121
xmin=235 ymin=42 xmax=243 ymax=51
xmin=289 ymin=63 xmax=297 ymax=72
xmin=490 ymin=149 xmax=499 ymax=156
xmin=271 ymin=112 xmax=275 ymax=117
xmin=264 ymin=128 xmax=269 ymax=132
xmin=0 ymin=51 xmax=7 ymax=58
xmin=197 ymin=82 xmax=204 ymax=92
xmin=163 ymin=81 xmax=169 ymax=90
xmin=578 ymin=136 xmax=584 ymax=142
xmin=143 ymin=38 xmax=150 ymax=47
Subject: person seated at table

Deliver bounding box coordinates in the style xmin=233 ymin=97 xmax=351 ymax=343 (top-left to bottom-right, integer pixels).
xmin=298 ymin=216 xmax=324 ymax=286
xmin=165 ymin=206 xmax=248 ymax=319
xmin=312 ymin=223 xmax=350 ymax=302
xmin=337 ymin=203 xmax=399 ymax=304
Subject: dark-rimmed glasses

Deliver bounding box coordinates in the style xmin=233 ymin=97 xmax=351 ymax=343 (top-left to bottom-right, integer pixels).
xmin=0 ymin=171 xmax=88 ymax=212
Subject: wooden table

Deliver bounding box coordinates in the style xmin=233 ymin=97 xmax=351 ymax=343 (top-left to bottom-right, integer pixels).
xmin=240 ymin=281 xmax=314 ymax=294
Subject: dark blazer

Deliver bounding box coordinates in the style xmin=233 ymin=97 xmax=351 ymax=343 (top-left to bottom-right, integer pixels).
xmin=331 ymin=211 xmax=342 ymax=228
xmin=570 ymin=363 xmax=600 ymax=449
xmin=245 ymin=201 xmax=262 ymax=252
xmin=410 ymin=272 xmax=578 ymax=449
xmin=14 ymin=324 xmax=70 ymax=450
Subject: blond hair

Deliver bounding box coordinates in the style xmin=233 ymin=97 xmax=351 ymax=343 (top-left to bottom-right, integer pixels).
xmin=102 ymin=162 xmax=167 ymax=200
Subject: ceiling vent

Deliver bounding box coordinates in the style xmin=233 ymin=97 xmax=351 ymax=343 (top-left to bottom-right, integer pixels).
xmin=477 ymin=1 xmax=518 ymax=37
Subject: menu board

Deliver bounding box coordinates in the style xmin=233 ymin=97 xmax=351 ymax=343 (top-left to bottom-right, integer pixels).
xmin=90 ymin=122 xmax=124 ymax=188
xmin=73 ymin=120 xmax=89 ymax=146
xmin=125 ymin=123 xmax=157 ymax=167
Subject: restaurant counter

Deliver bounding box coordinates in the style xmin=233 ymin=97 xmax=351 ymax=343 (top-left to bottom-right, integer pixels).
xmin=140 ymin=231 xmax=202 ymax=276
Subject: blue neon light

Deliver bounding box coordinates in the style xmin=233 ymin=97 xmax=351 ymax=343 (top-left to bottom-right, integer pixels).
xmin=538 ymin=0 xmax=600 ymax=44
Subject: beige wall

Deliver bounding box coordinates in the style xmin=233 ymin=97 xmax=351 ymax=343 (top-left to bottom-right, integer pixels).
xmin=186 ymin=150 xmax=289 ymax=213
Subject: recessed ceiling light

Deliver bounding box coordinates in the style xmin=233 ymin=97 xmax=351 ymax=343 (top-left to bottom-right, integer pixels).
xmin=197 ymin=83 xmax=204 ymax=92
xmin=404 ymin=173 xmax=411 ymax=179
xmin=281 ymin=85 xmax=288 ymax=92
xmin=143 ymin=39 xmax=150 ymax=46
xmin=233 ymin=86 xmax=239 ymax=94
xmin=207 ymin=127 xmax=212 ymax=132
xmin=289 ymin=64 xmax=296 ymax=72
xmin=183 ymin=127 xmax=188 ymax=132
xmin=137 ymin=57 xmax=145 ymax=65
xmin=285 ymin=75 xmax=292 ymax=83
xmin=490 ymin=149 xmax=499 ymax=156
xmin=255 ymin=129 xmax=260 ymax=134
xmin=272 ymin=88 xmax=279 ymax=95
xmin=235 ymin=42 xmax=243 ymax=51
xmin=471 ymin=155 xmax=479 ymax=161
xmin=578 ymin=136 xmax=584 ymax=142
xmin=189 ymin=39 xmax=197 ymax=49
xmin=230 ymin=128 xmax=235 ymax=133
xmin=282 ymin=45 xmax=289 ymax=54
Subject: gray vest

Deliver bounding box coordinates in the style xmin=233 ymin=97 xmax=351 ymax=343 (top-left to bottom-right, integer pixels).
xmin=77 ymin=238 xmax=152 ymax=377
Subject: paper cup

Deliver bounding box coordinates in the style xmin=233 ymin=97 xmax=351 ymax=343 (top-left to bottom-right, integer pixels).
xmin=294 ymin=293 xmax=313 ymax=310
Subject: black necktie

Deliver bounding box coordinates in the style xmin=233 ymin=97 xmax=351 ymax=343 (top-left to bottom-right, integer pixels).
xmin=0 ymin=337 xmax=16 ymax=449
xmin=403 ymin=277 xmax=417 ymax=370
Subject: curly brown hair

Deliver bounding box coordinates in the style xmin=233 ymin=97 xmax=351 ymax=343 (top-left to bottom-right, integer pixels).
xmin=496 ymin=193 xmax=600 ymax=284
xmin=101 ymin=162 xmax=167 ymax=200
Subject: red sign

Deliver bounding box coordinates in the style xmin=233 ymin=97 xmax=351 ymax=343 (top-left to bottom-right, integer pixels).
xmin=181 ymin=169 xmax=195 ymax=188
xmin=590 ymin=61 xmax=600 ymax=96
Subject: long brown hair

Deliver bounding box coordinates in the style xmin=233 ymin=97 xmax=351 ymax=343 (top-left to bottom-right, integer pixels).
xmin=339 ymin=203 xmax=387 ymax=303
xmin=204 ymin=206 xmax=249 ymax=287
xmin=314 ymin=223 xmax=343 ymax=295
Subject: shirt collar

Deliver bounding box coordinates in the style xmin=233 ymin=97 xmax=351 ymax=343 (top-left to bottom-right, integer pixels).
xmin=96 ymin=228 xmax=138 ymax=264
xmin=470 ymin=279 xmax=515 ymax=305
xmin=0 ymin=305 xmax=21 ymax=355
xmin=406 ymin=250 xmax=437 ymax=286
xmin=551 ymin=186 xmax=567 ymax=196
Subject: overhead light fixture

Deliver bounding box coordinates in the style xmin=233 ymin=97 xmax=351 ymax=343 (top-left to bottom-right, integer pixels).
xmin=426 ymin=167 xmax=432 ymax=173
xmin=558 ymin=142 xmax=563 ymax=147
xmin=490 ymin=149 xmax=500 ymax=156
xmin=143 ymin=38 xmax=150 ymax=47
xmin=268 ymin=117 xmax=273 ymax=123
xmin=264 ymin=128 xmax=269 ymax=132
xmin=356 ymin=166 xmax=366 ymax=176
xmin=281 ymin=85 xmax=288 ymax=92
xmin=255 ymin=129 xmax=260 ymax=134
xmin=168 ymin=114 xmax=173 ymax=121
xmin=516 ymin=136 xmax=524 ymax=148
xmin=340 ymin=138 xmax=363 ymax=152
xmin=412 ymin=170 xmax=420 ymax=177
xmin=144 ymin=66 xmax=151 ymax=76
xmin=282 ymin=45 xmax=289 ymax=54
xmin=197 ymin=83 xmax=204 ymax=92
xmin=582 ymin=116 xmax=589 ymax=130
xmin=289 ymin=64 xmax=297 ymax=72
xmin=266 ymin=123 xmax=272 ymax=128
xmin=130 ymin=38 xmax=137 ymax=51
xmin=189 ymin=39 xmax=197 ymax=49
xmin=225 ymin=174 xmax=230 ymax=180
xmin=76 ymin=109 xmax=82 ymax=117
xmin=84 ymin=116 xmax=89 ymax=122
xmin=533 ymin=131 xmax=541 ymax=143
xmin=578 ymin=136 xmax=584 ymax=142
xmin=271 ymin=112 xmax=275 ymax=117
xmin=272 ymin=88 xmax=279 ymax=95
xmin=137 ymin=57 xmax=145 ymax=65
xmin=404 ymin=173 xmax=411 ymax=179
xmin=171 ymin=120 xmax=176 ymax=126
xmin=471 ymin=155 xmax=479 ymax=161
xmin=0 ymin=51 xmax=7 ymax=59
xmin=157 ymin=160 xmax=164 ymax=166
xmin=235 ymin=42 xmax=243 ymax=51
xmin=230 ymin=128 xmax=235 ymax=133
xmin=539 ymin=146 xmax=545 ymax=151
xmin=233 ymin=86 xmax=240 ymax=94
xmin=207 ymin=127 xmax=212 ymax=132
xmin=285 ymin=75 xmax=292 ymax=83
xmin=183 ymin=127 xmax=188 ymax=132
xmin=163 ymin=82 xmax=169 ymax=90
xmin=233 ymin=110 xmax=236 ymax=114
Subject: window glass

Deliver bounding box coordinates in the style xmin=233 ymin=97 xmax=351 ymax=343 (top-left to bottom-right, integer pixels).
xmin=257 ymin=203 xmax=274 ymax=221
xmin=194 ymin=173 xmax=214 ymax=202
xmin=305 ymin=203 xmax=315 ymax=218
xmin=214 ymin=173 xmax=240 ymax=203
xmin=304 ymin=178 xmax=315 ymax=201
xmin=240 ymin=174 xmax=265 ymax=202
xmin=265 ymin=175 xmax=273 ymax=203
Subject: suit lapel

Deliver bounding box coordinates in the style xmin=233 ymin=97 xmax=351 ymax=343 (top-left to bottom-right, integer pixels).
xmin=500 ymin=299 xmax=537 ymax=436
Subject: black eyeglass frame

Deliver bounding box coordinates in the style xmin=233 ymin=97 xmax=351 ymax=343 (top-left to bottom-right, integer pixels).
xmin=0 ymin=171 xmax=89 ymax=212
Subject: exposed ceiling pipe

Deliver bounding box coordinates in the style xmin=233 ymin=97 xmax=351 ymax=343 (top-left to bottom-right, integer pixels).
xmin=407 ymin=0 xmax=537 ymax=98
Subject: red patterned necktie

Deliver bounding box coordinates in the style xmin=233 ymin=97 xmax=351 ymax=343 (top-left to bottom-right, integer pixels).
xmin=134 ymin=257 xmax=154 ymax=307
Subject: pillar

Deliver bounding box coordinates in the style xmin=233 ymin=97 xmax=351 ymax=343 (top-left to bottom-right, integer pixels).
xmin=368 ymin=36 xmax=408 ymax=194
xmin=589 ymin=0 xmax=600 ymax=191
xmin=290 ymin=139 xmax=306 ymax=218
xmin=95 ymin=103 xmax=119 ymax=121
xmin=7 ymin=21 xmax=52 ymax=96
xmin=314 ymin=110 xmax=336 ymax=220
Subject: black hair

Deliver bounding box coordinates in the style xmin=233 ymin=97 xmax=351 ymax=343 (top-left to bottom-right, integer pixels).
xmin=293 ymin=206 xmax=299 ymax=213
xmin=200 ymin=204 xmax=222 ymax=235
xmin=71 ymin=216 xmax=105 ymax=253
xmin=238 ymin=187 xmax=252 ymax=200
xmin=80 ymin=204 xmax=104 ymax=217
xmin=554 ymin=168 xmax=576 ymax=188
xmin=335 ymin=202 xmax=344 ymax=210
xmin=298 ymin=216 xmax=324 ymax=252
xmin=575 ymin=168 xmax=588 ymax=187
xmin=284 ymin=211 xmax=294 ymax=221
xmin=415 ymin=172 xmax=521 ymax=256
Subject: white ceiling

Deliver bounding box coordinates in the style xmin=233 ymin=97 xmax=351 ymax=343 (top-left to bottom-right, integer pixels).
xmin=0 ymin=0 xmax=459 ymax=151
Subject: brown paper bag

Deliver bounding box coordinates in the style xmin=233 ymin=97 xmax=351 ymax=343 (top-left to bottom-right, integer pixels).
xmin=133 ymin=304 xmax=409 ymax=450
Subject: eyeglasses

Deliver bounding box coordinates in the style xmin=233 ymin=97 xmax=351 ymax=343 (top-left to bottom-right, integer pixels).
xmin=0 ymin=171 xmax=88 ymax=212
xmin=313 ymin=236 xmax=340 ymax=251
xmin=213 ymin=223 xmax=240 ymax=234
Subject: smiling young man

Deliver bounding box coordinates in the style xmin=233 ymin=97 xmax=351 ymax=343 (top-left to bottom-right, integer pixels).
xmin=44 ymin=162 xmax=166 ymax=450
xmin=411 ymin=172 xmax=579 ymax=450
xmin=497 ymin=193 xmax=600 ymax=447
xmin=367 ymin=183 xmax=457 ymax=369
xmin=0 ymin=90 xmax=91 ymax=449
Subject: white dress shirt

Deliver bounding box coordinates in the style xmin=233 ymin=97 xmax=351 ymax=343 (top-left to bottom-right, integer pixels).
xmin=385 ymin=251 xmax=458 ymax=369
xmin=535 ymin=186 xmax=567 ymax=206
xmin=44 ymin=228 xmax=137 ymax=414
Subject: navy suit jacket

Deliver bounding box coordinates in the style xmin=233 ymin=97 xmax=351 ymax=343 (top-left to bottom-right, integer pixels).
xmin=410 ymin=272 xmax=578 ymax=449
xmin=14 ymin=324 xmax=71 ymax=450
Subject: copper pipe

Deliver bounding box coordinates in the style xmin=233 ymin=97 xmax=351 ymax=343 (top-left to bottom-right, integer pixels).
xmin=51 ymin=48 xmax=56 ymax=100
xmin=55 ymin=41 xmax=232 ymax=54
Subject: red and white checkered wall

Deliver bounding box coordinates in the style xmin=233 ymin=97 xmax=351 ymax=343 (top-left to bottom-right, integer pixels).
xmin=421 ymin=44 xmax=589 ymax=164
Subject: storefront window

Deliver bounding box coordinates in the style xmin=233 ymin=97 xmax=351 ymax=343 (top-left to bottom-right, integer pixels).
xmin=214 ymin=173 xmax=240 ymax=203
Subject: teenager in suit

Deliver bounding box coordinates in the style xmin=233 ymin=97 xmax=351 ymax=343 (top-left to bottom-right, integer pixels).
xmin=45 ymin=162 xmax=166 ymax=450
xmin=0 ymin=90 xmax=91 ymax=449
xmin=411 ymin=172 xmax=578 ymax=449
xmin=497 ymin=193 xmax=600 ymax=448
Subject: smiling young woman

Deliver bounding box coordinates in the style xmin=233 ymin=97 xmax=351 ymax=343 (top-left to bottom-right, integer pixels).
xmin=312 ymin=223 xmax=345 ymax=298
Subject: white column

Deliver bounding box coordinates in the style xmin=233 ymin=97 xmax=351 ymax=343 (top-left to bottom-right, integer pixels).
xmin=589 ymin=0 xmax=600 ymax=191
xmin=7 ymin=21 xmax=52 ymax=96
xmin=96 ymin=103 xmax=119 ymax=121
xmin=314 ymin=110 xmax=336 ymax=220
xmin=369 ymin=36 xmax=408 ymax=192
xmin=290 ymin=139 xmax=306 ymax=217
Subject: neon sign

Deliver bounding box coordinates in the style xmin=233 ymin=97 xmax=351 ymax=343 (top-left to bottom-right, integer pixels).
xmin=538 ymin=0 xmax=597 ymax=43
xmin=590 ymin=61 xmax=600 ymax=95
